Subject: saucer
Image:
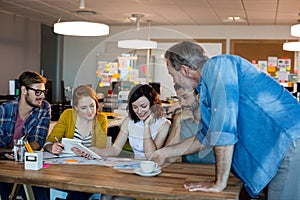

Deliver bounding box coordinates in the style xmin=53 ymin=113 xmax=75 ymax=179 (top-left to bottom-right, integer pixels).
xmin=133 ymin=167 xmax=161 ymax=177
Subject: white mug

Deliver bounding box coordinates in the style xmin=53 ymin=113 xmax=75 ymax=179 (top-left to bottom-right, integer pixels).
xmin=140 ymin=161 xmax=158 ymax=174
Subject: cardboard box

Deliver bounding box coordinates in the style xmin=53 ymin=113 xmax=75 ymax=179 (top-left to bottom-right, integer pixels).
xmin=25 ymin=151 xmax=43 ymax=170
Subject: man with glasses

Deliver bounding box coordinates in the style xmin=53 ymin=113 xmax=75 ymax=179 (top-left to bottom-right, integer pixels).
xmin=0 ymin=71 xmax=51 ymax=200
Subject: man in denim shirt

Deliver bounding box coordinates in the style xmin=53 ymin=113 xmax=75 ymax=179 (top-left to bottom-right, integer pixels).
xmin=0 ymin=71 xmax=51 ymax=200
xmin=150 ymin=41 xmax=300 ymax=199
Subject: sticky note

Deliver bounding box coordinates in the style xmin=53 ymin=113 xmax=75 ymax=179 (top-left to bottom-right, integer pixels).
xmin=64 ymin=159 xmax=78 ymax=163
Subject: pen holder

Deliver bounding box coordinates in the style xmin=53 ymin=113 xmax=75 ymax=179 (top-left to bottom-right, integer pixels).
xmin=25 ymin=151 xmax=43 ymax=170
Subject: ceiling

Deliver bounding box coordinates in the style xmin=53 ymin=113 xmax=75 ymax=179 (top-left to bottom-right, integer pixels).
xmin=1 ymin=0 xmax=300 ymax=27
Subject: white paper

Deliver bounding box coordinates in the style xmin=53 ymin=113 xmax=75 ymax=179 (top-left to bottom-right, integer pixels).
xmin=43 ymin=151 xmax=78 ymax=160
xmin=43 ymin=155 xmax=103 ymax=165
xmin=268 ymin=57 xmax=277 ymax=67
xmin=9 ymin=80 xmax=15 ymax=95
xmin=258 ymin=60 xmax=267 ymax=73
xmin=73 ymin=143 xmax=102 ymax=160
xmin=118 ymin=57 xmax=128 ymax=70
xmin=61 ymin=138 xmax=81 ymax=155
xmin=277 ymin=71 xmax=289 ymax=82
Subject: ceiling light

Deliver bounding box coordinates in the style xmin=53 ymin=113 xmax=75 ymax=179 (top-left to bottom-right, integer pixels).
xmin=128 ymin=14 xmax=142 ymax=21
xmin=118 ymin=40 xmax=157 ymax=49
xmin=53 ymin=0 xmax=109 ymax=37
xmin=228 ymin=16 xmax=240 ymax=21
xmin=283 ymin=41 xmax=300 ymax=51
xmin=291 ymin=24 xmax=300 ymax=37
xmin=118 ymin=14 xmax=157 ymax=49
xmin=54 ymin=21 xmax=109 ymax=36
xmin=224 ymin=16 xmax=245 ymax=23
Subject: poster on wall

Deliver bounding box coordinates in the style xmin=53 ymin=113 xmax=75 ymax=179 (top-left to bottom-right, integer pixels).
xmin=278 ymin=58 xmax=291 ymax=72
xmin=118 ymin=57 xmax=129 ymax=70
xmin=109 ymin=62 xmax=119 ymax=75
xmin=129 ymin=69 xmax=139 ymax=83
xmin=268 ymin=56 xmax=277 ymax=67
xmin=97 ymin=61 xmax=107 ymax=74
xmin=258 ymin=60 xmax=268 ymax=73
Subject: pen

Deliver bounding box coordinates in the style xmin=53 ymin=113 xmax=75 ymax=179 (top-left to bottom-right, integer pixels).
xmin=54 ymin=136 xmax=60 ymax=143
xmin=54 ymin=136 xmax=64 ymax=150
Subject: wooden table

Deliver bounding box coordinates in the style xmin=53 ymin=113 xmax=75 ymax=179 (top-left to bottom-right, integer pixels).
xmin=0 ymin=161 xmax=242 ymax=200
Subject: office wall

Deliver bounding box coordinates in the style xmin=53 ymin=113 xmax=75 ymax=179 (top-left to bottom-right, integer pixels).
xmin=62 ymin=25 xmax=296 ymax=99
xmin=0 ymin=13 xmax=40 ymax=94
xmin=0 ymin=11 xmax=296 ymax=97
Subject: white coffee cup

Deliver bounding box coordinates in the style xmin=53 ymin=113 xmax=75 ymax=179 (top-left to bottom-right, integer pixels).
xmin=140 ymin=161 xmax=158 ymax=174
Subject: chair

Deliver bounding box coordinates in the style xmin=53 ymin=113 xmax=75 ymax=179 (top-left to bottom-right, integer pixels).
xmin=50 ymin=188 xmax=67 ymax=200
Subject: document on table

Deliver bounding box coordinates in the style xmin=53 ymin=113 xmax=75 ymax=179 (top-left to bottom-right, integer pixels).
xmin=102 ymin=157 xmax=141 ymax=169
xmin=43 ymin=151 xmax=78 ymax=159
xmin=43 ymin=152 xmax=141 ymax=168
xmin=43 ymin=155 xmax=103 ymax=165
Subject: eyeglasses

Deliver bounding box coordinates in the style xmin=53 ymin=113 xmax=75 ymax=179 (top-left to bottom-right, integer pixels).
xmin=25 ymin=86 xmax=48 ymax=96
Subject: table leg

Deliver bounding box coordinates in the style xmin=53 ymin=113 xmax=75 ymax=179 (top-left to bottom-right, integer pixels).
xmin=23 ymin=184 xmax=35 ymax=200
xmin=8 ymin=184 xmax=35 ymax=200
xmin=9 ymin=184 xmax=20 ymax=200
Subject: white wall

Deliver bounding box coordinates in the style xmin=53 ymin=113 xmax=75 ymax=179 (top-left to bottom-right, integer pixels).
xmin=63 ymin=25 xmax=296 ymax=99
xmin=0 ymin=13 xmax=40 ymax=94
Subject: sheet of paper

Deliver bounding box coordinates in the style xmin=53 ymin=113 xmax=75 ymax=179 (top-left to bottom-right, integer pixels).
xmin=43 ymin=156 xmax=103 ymax=165
xmin=101 ymin=157 xmax=141 ymax=169
xmin=43 ymin=151 xmax=77 ymax=160
xmin=61 ymin=138 xmax=81 ymax=155
xmin=73 ymin=143 xmax=102 ymax=160
xmin=268 ymin=56 xmax=277 ymax=67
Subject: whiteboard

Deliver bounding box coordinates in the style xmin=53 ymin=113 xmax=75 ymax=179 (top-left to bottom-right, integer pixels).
xmin=157 ymin=42 xmax=222 ymax=58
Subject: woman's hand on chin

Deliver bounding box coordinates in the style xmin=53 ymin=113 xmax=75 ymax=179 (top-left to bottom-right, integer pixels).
xmin=144 ymin=113 xmax=154 ymax=126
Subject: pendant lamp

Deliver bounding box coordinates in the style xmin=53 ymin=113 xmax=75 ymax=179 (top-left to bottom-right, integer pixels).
xmin=118 ymin=14 xmax=157 ymax=49
xmin=283 ymin=41 xmax=300 ymax=51
xmin=53 ymin=0 xmax=109 ymax=37
xmin=54 ymin=21 xmax=109 ymax=37
xmin=291 ymin=24 xmax=300 ymax=37
xmin=283 ymin=16 xmax=300 ymax=51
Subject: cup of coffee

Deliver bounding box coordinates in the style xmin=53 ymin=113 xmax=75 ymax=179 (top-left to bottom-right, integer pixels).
xmin=140 ymin=161 xmax=158 ymax=174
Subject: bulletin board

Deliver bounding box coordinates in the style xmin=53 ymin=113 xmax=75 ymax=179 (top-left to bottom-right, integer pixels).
xmin=230 ymin=39 xmax=297 ymax=77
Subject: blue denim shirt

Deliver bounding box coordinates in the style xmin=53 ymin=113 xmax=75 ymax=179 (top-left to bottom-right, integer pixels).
xmin=0 ymin=97 xmax=51 ymax=148
xmin=196 ymin=54 xmax=300 ymax=197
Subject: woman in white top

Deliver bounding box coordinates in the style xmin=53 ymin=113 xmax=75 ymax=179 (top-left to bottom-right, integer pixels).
xmin=90 ymin=84 xmax=171 ymax=160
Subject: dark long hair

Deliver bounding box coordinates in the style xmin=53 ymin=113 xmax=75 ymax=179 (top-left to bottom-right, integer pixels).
xmin=127 ymin=84 xmax=163 ymax=123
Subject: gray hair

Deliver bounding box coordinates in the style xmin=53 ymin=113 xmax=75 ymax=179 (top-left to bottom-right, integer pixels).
xmin=164 ymin=41 xmax=209 ymax=73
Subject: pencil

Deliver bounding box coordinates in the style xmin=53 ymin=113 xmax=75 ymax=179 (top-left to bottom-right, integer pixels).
xmin=24 ymin=141 xmax=34 ymax=153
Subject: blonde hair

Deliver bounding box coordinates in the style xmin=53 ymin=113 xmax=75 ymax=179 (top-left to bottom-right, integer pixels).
xmin=72 ymin=85 xmax=99 ymax=111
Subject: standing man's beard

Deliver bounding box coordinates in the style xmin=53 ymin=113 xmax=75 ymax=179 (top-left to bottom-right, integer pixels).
xmin=25 ymin=94 xmax=42 ymax=108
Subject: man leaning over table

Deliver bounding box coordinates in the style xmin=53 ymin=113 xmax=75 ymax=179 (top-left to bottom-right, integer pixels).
xmin=0 ymin=71 xmax=51 ymax=200
xmin=149 ymin=41 xmax=300 ymax=200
